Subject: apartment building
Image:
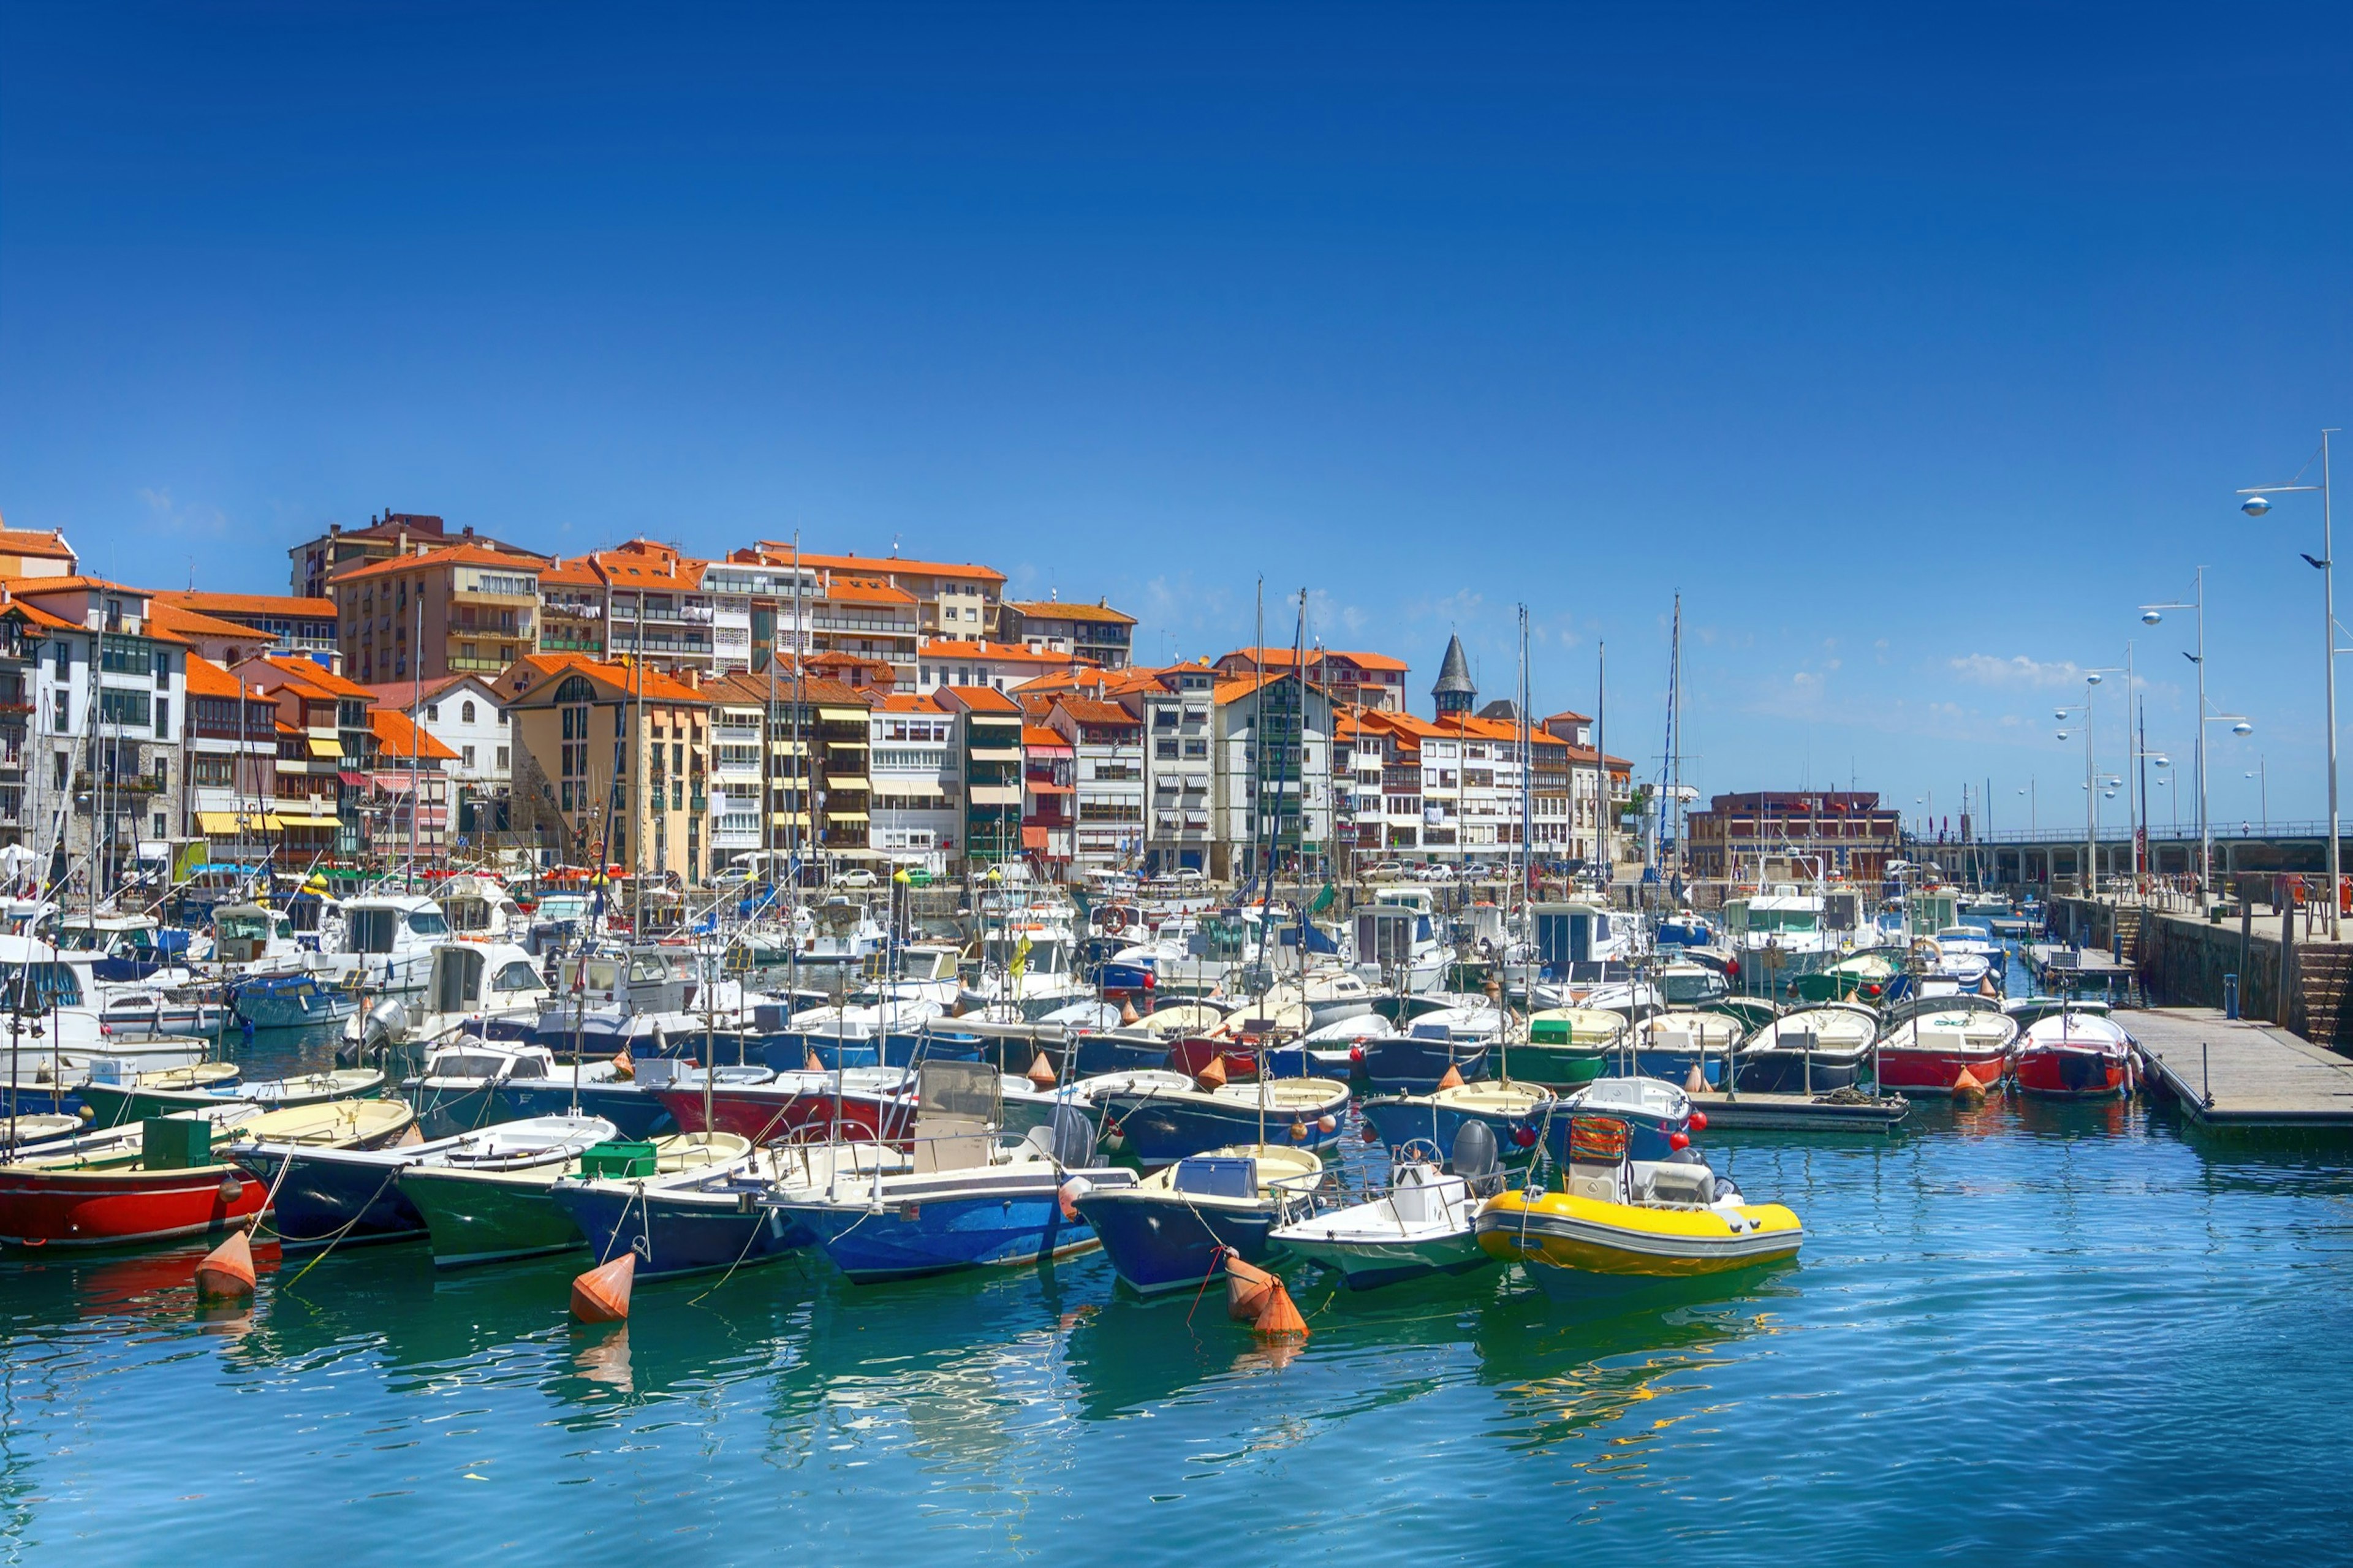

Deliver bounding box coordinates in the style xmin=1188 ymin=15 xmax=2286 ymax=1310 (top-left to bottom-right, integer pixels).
xmin=915 ymin=638 xmax=1081 ymax=695
xmin=1044 ymin=697 xmax=1145 ymax=873
xmin=235 ymin=654 xmax=376 ymax=858
xmin=1020 ymin=724 xmax=1075 ymax=876
xmin=178 ymin=653 xmax=281 ymax=856
xmin=499 ymin=654 xmax=712 ymax=882
xmin=934 ymin=686 xmax=1024 ymax=869
xmin=699 ymin=676 xmax=768 ymax=869
xmin=362 ymin=675 xmax=512 ymax=839
xmin=867 ymin=693 xmax=961 ymax=874
xmin=698 ymin=558 xmax=820 ymax=675
xmin=359 ymin=706 xmax=458 ymax=858
xmin=330 ymin=544 xmax=545 ymax=685
xmin=536 ymin=556 xmax=610 ymax=660
xmin=289 ymin=512 xmax=540 ymax=600
xmin=1000 ymin=598 xmax=1136 ymax=670
xmin=1210 ymin=671 xmax=1333 ymax=881
xmin=596 ymin=540 xmax=721 ymax=673
xmin=757 ymin=547 xmax=1005 ymax=638
xmin=1214 ymin=647 xmax=1409 ymax=713
xmin=155 ymin=592 xmax=341 ymax=671
xmin=694 ymin=672 xmax=877 ymax=877
xmin=0 ymin=528 xmax=80 ymax=581
xmin=1123 ymin=662 xmax=1218 ymax=875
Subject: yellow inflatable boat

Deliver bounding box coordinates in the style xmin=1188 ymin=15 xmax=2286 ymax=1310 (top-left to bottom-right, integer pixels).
xmin=1474 ymin=1113 xmax=1802 ymax=1297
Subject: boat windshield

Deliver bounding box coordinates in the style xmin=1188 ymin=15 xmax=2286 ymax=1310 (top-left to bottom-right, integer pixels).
xmin=1745 ymin=908 xmax=1820 ymax=934
xmin=50 ymin=927 xmax=107 ymax=952
xmin=218 ymin=912 xmax=273 ymax=945
xmin=1660 ymin=970 xmax=1727 ymax=1006
xmin=0 ymin=961 xmax=82 ymax=1009
xmin=536 ymin=895 xmax=590 ymax=922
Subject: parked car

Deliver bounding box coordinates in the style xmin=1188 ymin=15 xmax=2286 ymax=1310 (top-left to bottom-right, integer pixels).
xmin=834 ymin=868 xmax=880 ymax=890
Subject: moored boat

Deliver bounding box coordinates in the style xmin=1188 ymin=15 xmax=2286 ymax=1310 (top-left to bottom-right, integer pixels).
xmin=402 ymin=1130 xmax=745 ymax=1268
xmin=2012 ymin=1009 xmax=2135 ymax=1099
xmin=81 ymin=1067 xmax=383 ymax=1126
xmin=1086 ymin=1073 xmax=1348 ymax=1167
xmin=1272 ymin=1123 xmax=1504 ymax=1290
xmin=1476 ymin=1112 xmax=1801 ymax=1295
xmin=1515 ymin=1007 xmax=1626 ymax=1088
xmin=1873 ymin=994 xmax=2017 ymax=1091
xmin=1730 ymin=1003 xmax=1877 ymax=1094
xmin=1075 ymin=1144 xmax=1322 ymax=1295
xmin=550 ymin=1140 xmax=896 ymax=1281
xmin=1358 ymin=1078 xmax=1552 ymax=1158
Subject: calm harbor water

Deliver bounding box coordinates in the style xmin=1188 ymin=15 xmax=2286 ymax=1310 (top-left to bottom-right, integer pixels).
xmin=6 ymin=953 xmax=2352 ymax=1565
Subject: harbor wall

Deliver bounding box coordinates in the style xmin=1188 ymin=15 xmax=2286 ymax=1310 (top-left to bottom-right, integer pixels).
xmin=2050 ymin=894 xmax=2353 ymax=1050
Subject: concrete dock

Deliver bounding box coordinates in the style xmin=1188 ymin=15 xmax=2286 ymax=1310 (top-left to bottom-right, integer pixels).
xmin=2129 ymin=1007 xmax=2353 ymax=1129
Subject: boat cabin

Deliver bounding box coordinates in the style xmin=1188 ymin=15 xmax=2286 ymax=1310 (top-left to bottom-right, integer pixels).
xmin=213 ymin=903 xmax=300 ymax=967
xmin=427 ymin=942 xmax=550 ymax=1018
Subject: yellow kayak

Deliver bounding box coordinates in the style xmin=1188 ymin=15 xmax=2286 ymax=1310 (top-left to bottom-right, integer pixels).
xmin=1476 ymin=1184 xmax=1803 ymax=1295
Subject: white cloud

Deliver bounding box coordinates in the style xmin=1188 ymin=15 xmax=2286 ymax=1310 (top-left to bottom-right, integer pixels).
xmin=137 ymin=487 xmax=229 ymax=535
xmin=1949 ymin=653 xmax=2085 ymax=688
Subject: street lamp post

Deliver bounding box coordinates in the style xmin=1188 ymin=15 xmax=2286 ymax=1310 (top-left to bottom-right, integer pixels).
xmin=2245 ymin=757 xmax=2268 ymax=831
xmin=2056 ymin=667 xmax=2124 ymax=897
xmin=2241 ymin=428 xmax=2340 ymax=936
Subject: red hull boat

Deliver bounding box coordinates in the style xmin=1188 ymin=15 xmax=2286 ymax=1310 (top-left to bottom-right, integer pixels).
xmin=1873 ymin=1001 xmax=2018 ymax=1091
xmin=2014 ymin=1012 xmax=2135 ymax=1099
xmin=656 ymin=1083 xmax=914 ymax=1146
xmin=0 ymin=1161 xmax=270 ymax=1249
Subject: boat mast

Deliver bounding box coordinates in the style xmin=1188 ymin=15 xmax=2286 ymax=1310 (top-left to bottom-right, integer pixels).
xmin=407 ymin=594 xmax=422 ymax=879
xmin=1595 ymin=640 xmax=1608 ymax=903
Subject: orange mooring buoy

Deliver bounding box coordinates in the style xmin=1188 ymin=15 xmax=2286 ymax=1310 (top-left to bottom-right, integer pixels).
xmin=1224 ymin=1252 xmax=1277 ymax=1322
xmin=1195 ymin=1055 xmax=1229 ymax=1091
xmin=194 ymin=1229 xmax=257 ymax=1299
xmin=1952 ymin=1066 xmax=1988 ymax=1105
xmin=610 ymin=1053 xmax=634 ymax=1080
xmin=1253 ymin=1280 xmax=1309 ymax=1340
xmin=1026 ymin=1051 xmax=1058 ymax=1089
xmin=1436 ymin=1064 xmax=1464 ymax=1091
xmin=570 ymin=1251 xmax=637 ymax=1324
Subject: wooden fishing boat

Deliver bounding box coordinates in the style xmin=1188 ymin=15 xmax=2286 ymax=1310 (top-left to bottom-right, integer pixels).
xmin=550 ymin=1141 xmax=895 ymax=1281
xmin=654 ymin=1066 xmax=915 ymax=1145
xmin=81 ymin=1067 xmax=383 ymax=1126
xmin=0 ymin=1100 xmax=401 ymax=1251
xmin=1625 ymin=1009 xmax=1745 ymax=1088
xmin=1730 ymin=1003 xmax=1877 ymax=1094
xmin=1074 ymin=1145 xmax=1322 ymax=1295
xmin=76 ymin=1061 xmax=241 ymax=1127
xmin=402 ymin=1131 xmax=745 ymax=1268
xmin=239 ymin=1114 xmax=615 ymax=1251
xmin=1358 ymin=1079 xmax=1552 ymax=1158
xmin=1515 ymin=1008 xmax=1625 ymax=1088
xmin=1085 ymin=1073 xmax=1348 ymax=1167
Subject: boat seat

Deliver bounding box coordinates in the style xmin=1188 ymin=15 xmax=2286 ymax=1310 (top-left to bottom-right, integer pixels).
xmin=1172 ymin=1156 xmax=1257 ymax=1199
xmin=1646 ymin=1161 xmax=1716 ymax=1207
xmin=1917 ymin=1028 xmax=1966 ymax=1056
xmin=1387 ymin=1167 xmax=1446 ymax=1225
xmin=1567 ymin=1162 xmax=1628 ymax=1204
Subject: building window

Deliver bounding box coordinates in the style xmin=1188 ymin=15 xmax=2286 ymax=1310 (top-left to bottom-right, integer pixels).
xmin=53 ymin=642 xmax=70 ymax=679
xmin=1156 ymin=739 xmax=1178 ymax=760
xmin=99 ymin=689 xmax=151 ymax=727
xmin=496 ymin=746 xmax=510 ymax=770
xmin=51 ymin=691 xmax=67 ymax=730
xmin=461 ymin=700 xmax=477 ymax=724
xmin=461 ymin=744 xmax=476 ymax=768
xmin=154 ymin=699 xmax=169 ymax=738
xmin=425 ymin=703 xmax=439 ymax=721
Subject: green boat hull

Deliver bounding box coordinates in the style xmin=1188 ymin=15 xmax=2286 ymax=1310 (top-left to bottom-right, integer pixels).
xmin=400 ymin=1167 xmax=585 ymax=1269
xmin=1505 ymin=1044 xmax=1611 ymax=1089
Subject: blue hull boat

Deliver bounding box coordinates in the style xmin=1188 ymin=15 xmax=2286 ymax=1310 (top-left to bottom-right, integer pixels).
xmin=496 ymin=1079 xmax=678 ymax=1138
xmin=759 ymin=1031 xmax=985 ymax=1072
xmin=1542 ymin=1077 xmax=1694 ymax=1165
xmin=1358 ymin=1090 xmax=1547 ymax=1162
xmin=1069 ymin=1034 xmax=1173 ymax=1078
xmin=1358 ymin=1038 xmax=1490 ymax=1096
xmin=230 ymin=974 xmax=358 ymax=1030
xmin=1610 ymin=1045 xmax=1724 ymax=1089
xmin=1259 ymin=1044 xmax=1357 ymax=1081
xmin=238 ymin=1145 xmax=429 ymax=1248
xmin=782 ymin=1181 xmax=1105 ymax=1282
xmin=551 ymin=1173 xmax=810 ymax=1279
xmin=1089 ymin=1081 xmax=1350 ymax=1168
xmin=1078 ymin=1192 xmax=1278 ymax=1294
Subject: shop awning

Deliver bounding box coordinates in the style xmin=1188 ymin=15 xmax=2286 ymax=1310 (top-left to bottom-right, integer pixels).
xmin=1021 ymin=827 xmax=1051 ymax=849
xmin=873 ymin=777 xmax=946 ymax=795
xmin=819 ymin=707 xmax=867 ymax=723
xmin=335 ymin=770 xmax=365 ymax=787
xmin=968 ymin=747 xmax=1021 ymax=763
xmin=768 ymin=739 xmax=809 ymax=756
xmin=968 ymin=784 xmax=1023 ymax=806
xmin=278 ymin=815 xmax=333 ymax=833
xmin=195 ymin=811 xmax=258 ymax=834
xmin=825 ymin=776 xmax=871 ymax=792
xmin=1027 ymin=780 xmax=1074 ymax=794
xmin=768 ymin=810 xmax=811 ymax=826
xmin=825 ymin=808 xmax=870 ymax=822
xmin=307 ymin=737 xmax=344 ymax=759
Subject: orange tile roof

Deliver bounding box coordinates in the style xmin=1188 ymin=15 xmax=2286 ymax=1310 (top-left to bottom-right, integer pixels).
xmin=0 ymin=529 xmax=77 ymax=562
xmin=537 ymin=556 xmax=608 ymax=589
xmin=0 ymin=591 xmax=80 ymax=631
xmin=755 ymin=546 xmax=1007 ymax=584
xmin=1053 ymin=697 xmax=1139 ymax=727
xmin=501 ymin=653 xmax=710 ymax=706
xmin=1020 ymin=725 xmax=1069 ymax=750
xmin=819 ymin=576 xmax=917 ymax=607
xmin=4 ymin=574 xmax=149 ymax=597
xmin=159 ymin=590 xmax=337 ymax=619
xmin=700 ymin=670 xmax=868 ymax=708
xmin=941 ymin=685 xmax=1022 ymax=714
xmin=1004 ymin=599 xmax=1135 ymax=626
xmin=183 ymin=654 xmax=246 ymax=699
xmin=1221 ymin=646 xmax=1408 ymax=672
xmin=369 ymin=708 xmax=461 ymax=762
xmin=357 ymin=675 xmax=475 ymax=710
xmin=329 ymin=543 xmax=550 ymax=585
xmin=253 ymin=654 xmax=376 ymax=700
xmin=874 ymin=692 xmax=945 ymax=713
xmin=920 ymin=638 xmax=1080 ymax=665
xmin=146 ymin=600 xmax=273 ymax=643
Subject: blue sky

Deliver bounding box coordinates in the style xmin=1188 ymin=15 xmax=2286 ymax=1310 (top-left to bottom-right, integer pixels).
xmin=4 ymin=3 xmax=2350 ymax=834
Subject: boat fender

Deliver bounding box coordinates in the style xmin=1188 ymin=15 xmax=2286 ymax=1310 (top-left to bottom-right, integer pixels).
xmin=1348 ymin=1045 xmax=1366 ymax=1066
xmin=1102 ymin=1118 xmax=1125 ymax=1150
xmin=1667 ymin=1132 xmax=1690 ymax=1152
xmin=218 ymin=1175 xmax=244 ymax=1205
xmin=1056 ymin=1176 xmax=1091 ymax=1221
xmin=1253 ymin=1281 xmax=1309 ymax=1341
xmin=1195 ymin=1056 xmax=1229 ymax=1091
xmin=1223 ymin=1252 xmax=1278 ymax=1322
xmin=1688 ymin=1110 xmax=1708 ymax=1131
xmin=195 ymin=1230 xmax=257 ymax=1299
xmin=612 ymin=1053 xmax=635 ymax=1081
xmin=1361 ymin=1121 xmax=1382 ymax=1143
xmin=1951 ymin=1067 xmax=1987 ymax=1106
xmin=1512 ymin=1126 xmax=1538 ymax=1148
xmin=1287 ymin=1118 xmax=1308 ymax=1143
xmin=1026 ymin=1051 xmax=1058 ymax=1090
xmin=570 ymin=1251 xmax=635 ymax=1323
xmin=1317 ymin=1113 xmax=1337 ymax=1134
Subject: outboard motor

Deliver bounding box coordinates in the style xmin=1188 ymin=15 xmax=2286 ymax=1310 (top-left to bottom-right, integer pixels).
xmin=1046 ymin=1102 xmax=1097 ymax=1169
xmin=360 ymin=996 xmax=409 ymax=1050
xmin=1446 ymin=1119 xmax=1505 ymax=1197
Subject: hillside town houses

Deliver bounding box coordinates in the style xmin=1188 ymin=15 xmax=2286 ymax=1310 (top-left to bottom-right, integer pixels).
xmin=0 ymin=509 xmax=1635 ymax=895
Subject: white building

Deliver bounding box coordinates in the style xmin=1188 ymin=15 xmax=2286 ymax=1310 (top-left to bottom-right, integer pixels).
xmin=1210 ymin=671 xmax=1332 ymax=881
xmin=867 ymin=694 xmax=962 ymax=874
xmin=1124 ymin=664 xmax=1218 ymax=876
xmin=1045 ymin=696 xmax=1146 ymax=873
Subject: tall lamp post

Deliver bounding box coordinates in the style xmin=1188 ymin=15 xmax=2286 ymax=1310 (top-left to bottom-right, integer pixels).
xmin=2240 ymin=428 xmax=2340 ymax=936
xmin=2245 ymin=757 xmax=2268 ymax=831
xmin=2140 ymin=570 xmax=2231 ymax=895
xmin=2055 ymin=666 xmax=2124 ymax=896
